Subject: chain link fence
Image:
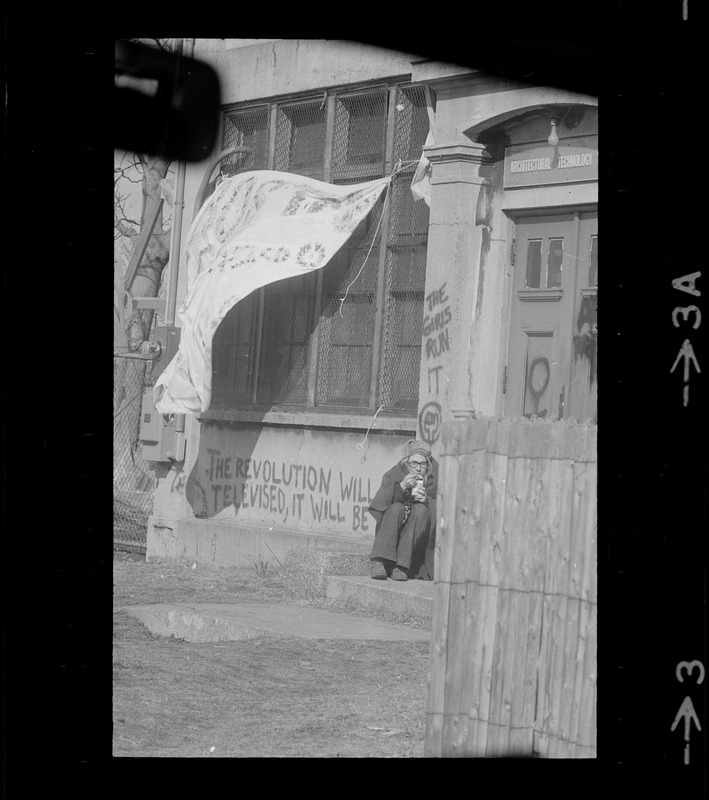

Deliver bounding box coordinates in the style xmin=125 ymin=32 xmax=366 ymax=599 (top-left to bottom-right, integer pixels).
xmin=113 ymin=355 xmax=155 ymax=551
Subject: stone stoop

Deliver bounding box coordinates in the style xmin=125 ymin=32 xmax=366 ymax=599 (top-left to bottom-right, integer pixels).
xmin=283 ymin=548 xmax=434 ymax=628
xmin=324 ymin=575 xmax=434 ymax=628
xmin=282 ymin=549 xmax=371 ymax=601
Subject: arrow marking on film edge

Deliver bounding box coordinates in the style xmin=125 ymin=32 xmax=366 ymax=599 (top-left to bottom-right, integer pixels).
xmin=671 ymin=696 xmax=702 ymax=741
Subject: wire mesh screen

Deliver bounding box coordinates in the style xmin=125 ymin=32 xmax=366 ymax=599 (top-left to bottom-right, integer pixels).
xmin=378 ymin=248 xmax=426 ymax=410
xmin=211 ymin=291 xmax=259 ymax=405
xmin=275 ymin=99 xmax=327 ymax=180
xmin=211 ymin=81 xmax=430 ymax=413
xmin=393 ymin=85 xmax=430 ymax=164
xmin=113 ymin=356 xmax=155 ymax=550
xmin=377 ymin=84 xmax=430 ymax=410
xmin=222 ymin=105 xmax=270 ymax=176
xmin=257 ymin=272 xmax=316 ymax=403
xmin=389 ymin=84 xmax=431 ymax=243
xmin=332 ymin=87 xmax=388 ymax=184
xmin=316 ymin=246 xmax=379 ymax=407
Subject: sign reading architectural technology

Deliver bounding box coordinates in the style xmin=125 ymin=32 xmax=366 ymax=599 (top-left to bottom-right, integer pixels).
xmin=504 ymin=135 xmax=598 ymax=189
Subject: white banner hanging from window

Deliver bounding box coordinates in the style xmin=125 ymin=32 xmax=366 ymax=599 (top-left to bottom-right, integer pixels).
xmin=153 ymin=170 xmax=389 ymax=414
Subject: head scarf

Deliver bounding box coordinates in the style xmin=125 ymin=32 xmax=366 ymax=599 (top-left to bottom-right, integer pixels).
xmin=402 ymin=438 xmax=432 ymax=460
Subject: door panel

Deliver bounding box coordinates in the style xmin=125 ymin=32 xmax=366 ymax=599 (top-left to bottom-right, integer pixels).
xmin=521 ymin=331 xmax=557 ymax=418
xmin=506 ymin=210 xmax=597 ymax=421
xmin=506 ymin=214 xmax=575 ymax=419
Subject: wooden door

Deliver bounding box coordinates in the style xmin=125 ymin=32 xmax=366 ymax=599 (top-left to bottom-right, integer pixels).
xmin=505 ymin=210 xmax=597 ymax=422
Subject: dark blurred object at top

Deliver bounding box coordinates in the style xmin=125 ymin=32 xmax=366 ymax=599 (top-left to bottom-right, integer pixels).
xmin=115 ymin=40 xmax=220 ymax=162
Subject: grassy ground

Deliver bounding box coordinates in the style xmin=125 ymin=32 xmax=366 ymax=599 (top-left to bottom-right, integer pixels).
xmin=113 ymin=551 xmax=431 ymax=757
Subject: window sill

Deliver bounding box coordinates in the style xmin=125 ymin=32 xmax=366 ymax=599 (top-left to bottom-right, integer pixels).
xmin=518 ymin=289 xmax=563 ymax=302
xmin=199 ymin=406 xmax=418 ymax=433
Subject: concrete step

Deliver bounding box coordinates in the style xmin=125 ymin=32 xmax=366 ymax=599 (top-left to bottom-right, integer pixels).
xmin=122 ymin=602 xmax=430 ymax=643
xmin=283 ymin=549 xmax=434 ymax=627
xmin=324 ymin=575 xmax=434 ymax=627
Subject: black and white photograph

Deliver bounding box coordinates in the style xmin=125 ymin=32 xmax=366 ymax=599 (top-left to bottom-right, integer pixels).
xmin=111 ymin=37 xmax=599 ymax=759
xmin=4 ymin=10 xmax=705 ymax=787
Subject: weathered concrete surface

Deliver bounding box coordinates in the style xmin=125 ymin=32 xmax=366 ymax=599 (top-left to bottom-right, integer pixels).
xmin=123 ymin=602 xmax=431 ymax=643
xmin=324 ymin=576 xmax=434 ymax=626
xmin=147 ymin=518 xmax=372 ymax=569
xmin=283 ymin=549 xmax=371 ymax=602
xmin=201 ymin=39 xmax=423 ymax=105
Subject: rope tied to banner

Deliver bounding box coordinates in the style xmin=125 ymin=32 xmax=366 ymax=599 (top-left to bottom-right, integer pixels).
xmin=338 ymin=159 xmax=421 ymax=317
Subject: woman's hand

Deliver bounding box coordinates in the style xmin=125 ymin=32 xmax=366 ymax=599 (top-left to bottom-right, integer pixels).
xmin=411 ymin=486 xmax=428 ymax=504
xmin=400 ymin=472 xmax=418 ymax=491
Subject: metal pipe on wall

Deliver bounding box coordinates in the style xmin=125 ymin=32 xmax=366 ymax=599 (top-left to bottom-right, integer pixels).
xmin=165 ymin=37 xmax=194 ymax=454
xmin=165 ymin=37 xmax=194 ymax=327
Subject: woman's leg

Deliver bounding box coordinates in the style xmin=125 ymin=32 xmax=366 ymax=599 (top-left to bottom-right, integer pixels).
xmin=394 ymin=503 xmax=431 ymax=570
xmin=410 ymin=523 xmax=435 ymax=580
xmin=369 ymin=502 xmax=408 ymax=563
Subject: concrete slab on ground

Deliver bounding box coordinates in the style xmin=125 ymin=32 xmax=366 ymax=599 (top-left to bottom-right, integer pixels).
xmin=123 ymin=602 xmax=431 ymax=643
xmin=325 ymin=575 xmax=434 ymax=626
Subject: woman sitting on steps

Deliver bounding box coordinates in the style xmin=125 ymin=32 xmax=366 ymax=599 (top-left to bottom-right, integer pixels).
xmin=367 ymin=439 xmax=438 ymax=582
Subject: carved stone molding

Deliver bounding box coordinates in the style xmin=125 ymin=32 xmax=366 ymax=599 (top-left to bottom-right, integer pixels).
xmin=424 ymin=142 xmax=493 ymax=166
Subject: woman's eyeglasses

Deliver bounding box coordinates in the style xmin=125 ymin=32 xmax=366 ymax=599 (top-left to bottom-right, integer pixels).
xmin=406 ymin=460 xmax=428 ymax=470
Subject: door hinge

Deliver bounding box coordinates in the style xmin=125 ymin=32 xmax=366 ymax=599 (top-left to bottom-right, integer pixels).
xmin=510 ymin=238 xmax=516 ymax=266
xmin=502 ymin=365 xmax=508 ymax=394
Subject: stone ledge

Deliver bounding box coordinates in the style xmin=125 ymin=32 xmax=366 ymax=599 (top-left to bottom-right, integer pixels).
xmin=198 ymin=407 xmax=417 ymax=433
xmin=325 ymin=575 xmax=434 ymax=628
xmin=147 ymin=517 xmax=371 ymax=569
xmin=283 ymin=549 xmax=371 ymax=602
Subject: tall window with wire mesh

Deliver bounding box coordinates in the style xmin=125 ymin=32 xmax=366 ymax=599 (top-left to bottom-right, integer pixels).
xmin=222 ymin=105 xmax=270 ymax=175
xmin=211 ymin=82 xmax=431 ymax=414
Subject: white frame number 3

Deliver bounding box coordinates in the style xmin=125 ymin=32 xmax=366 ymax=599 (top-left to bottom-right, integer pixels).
xmin=675 ymin=660 xmax=705 ymax=685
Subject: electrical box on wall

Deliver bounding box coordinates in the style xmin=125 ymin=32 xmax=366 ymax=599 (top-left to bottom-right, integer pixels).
xmin=149 ymin=325 xmax=181 ymax=380
xmin=139 ymin=390 xmax=186 ymax=462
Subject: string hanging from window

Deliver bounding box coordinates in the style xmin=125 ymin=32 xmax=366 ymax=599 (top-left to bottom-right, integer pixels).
xmin=337 ymin=159 xmax=420 ymax=317
xmin=357 ymin=404 xmax=384 ymax=462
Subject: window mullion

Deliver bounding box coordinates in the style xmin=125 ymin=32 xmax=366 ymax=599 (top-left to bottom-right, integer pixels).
xmin=305 ymin=93 xmax=336 ymax=407
xmin=247 ymin=104 xmax=277 ymax=404
xmin=306 ymin=272 xmax=323 ymax=407
xmin=383 ymin=86 xmax=397 ymax=174
xmin=267 ymin=103 xmax=277 ymax=170
xmin=323 ymin=93 xmax=335 ymax=183
xmin=368 ymin=85 xmax=398 ymax=408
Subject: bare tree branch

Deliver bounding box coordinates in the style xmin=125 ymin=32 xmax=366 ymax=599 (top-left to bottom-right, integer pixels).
xmin=114 ymin=166 xmax=143 ymax=184
xmin=117 ymin=151 xmax=142 ymax=169
xmin=115 ymin=219 xmax=138 ymax=237
xmin=114 ymin=185 xmax=140 ymax=227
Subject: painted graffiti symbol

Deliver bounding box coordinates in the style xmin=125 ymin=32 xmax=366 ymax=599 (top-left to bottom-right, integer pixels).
xmin=427 ymin=364 xmax=443 ymax=394
xmin=419 ymin=401 xmax=442 ymax=445
xmin=421 ymin=284 xmax=450 ymax=445
xmin=203 ymin=448 xmax=373 ymax=532
xmin=524 ymin=356 xmax=550 ymax=418
xmin=424 ymin=283 xmax=452 ymax=361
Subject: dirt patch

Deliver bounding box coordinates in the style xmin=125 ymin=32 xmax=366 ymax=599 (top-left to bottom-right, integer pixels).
xmin=113 ymin=551 xmax=430 ymax=757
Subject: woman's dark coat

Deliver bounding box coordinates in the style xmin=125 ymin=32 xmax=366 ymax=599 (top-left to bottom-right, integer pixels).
xmin=368 ymin=459 xmax=439 ymax=580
